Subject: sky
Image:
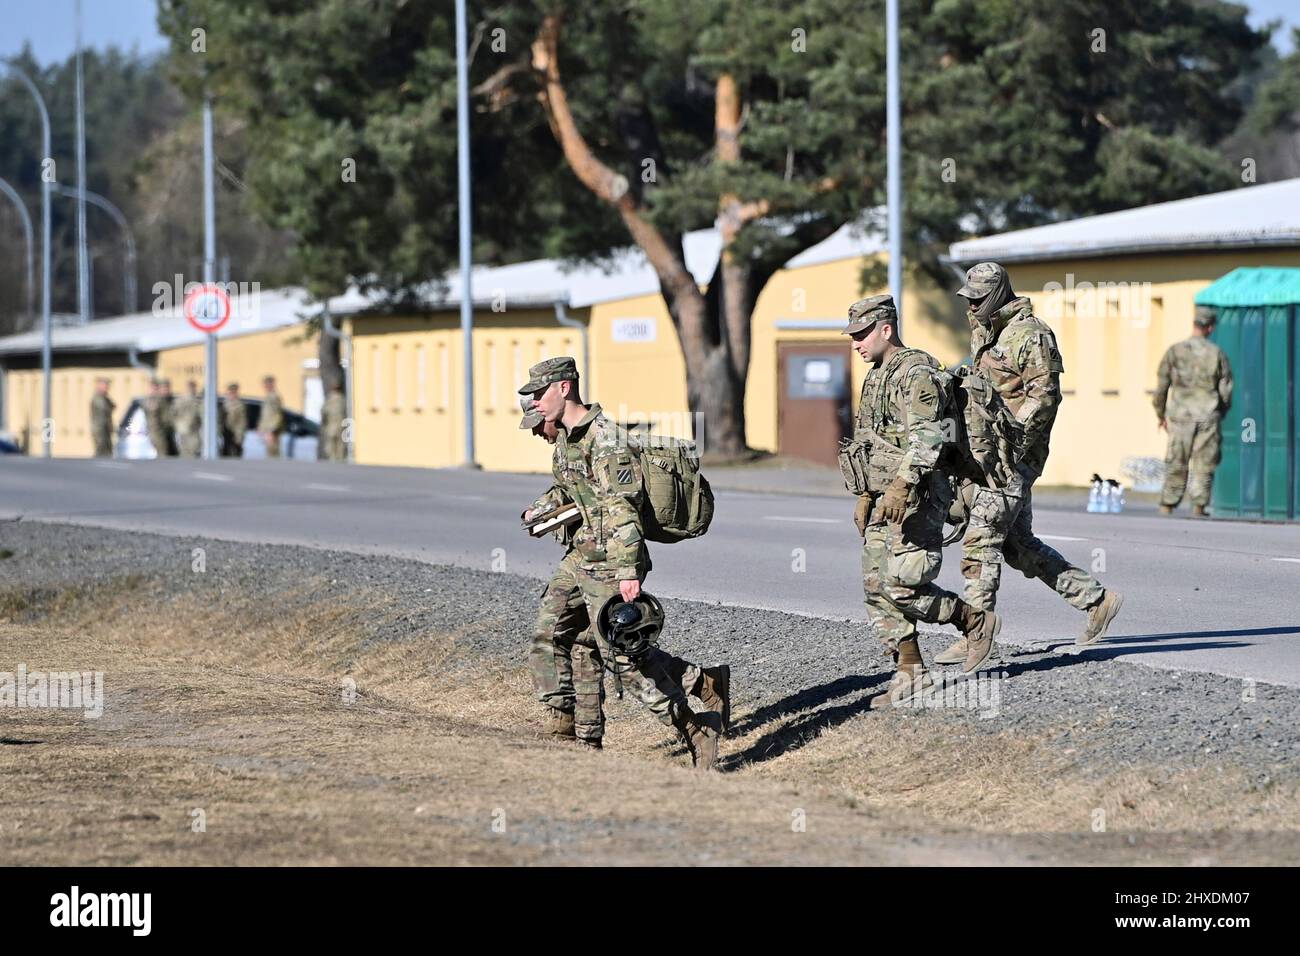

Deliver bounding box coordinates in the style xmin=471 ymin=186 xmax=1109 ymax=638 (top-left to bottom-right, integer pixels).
xmin=0 ymin=0 xmax=1296 ymax=66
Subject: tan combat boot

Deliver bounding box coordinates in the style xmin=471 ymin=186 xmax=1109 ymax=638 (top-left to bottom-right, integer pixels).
xmin=577 ymin=737 xmax=603 ymax=751
xmin=678 ymin=711 xmax=721 ymax=771
xmin=1159 ymin=504 xmax=1175 ymax=515
xmin=869 ymin=665 xmax=934 ymax=710
xmin=935 ymin=602 xmax=1000 ymax=671
xmin=544 ymin=708 xmax=576 ymax=739
xmin=1192 ymin=504 xmax=1208 ymax=518
xmin=692 ymin=665 xmax=731 ymax=732
xmin=1077 ymin=589 xmax=1124 ymax=646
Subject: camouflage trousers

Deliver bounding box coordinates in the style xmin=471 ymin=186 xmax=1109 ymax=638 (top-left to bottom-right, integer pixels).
xmin=177 ymin=431 xmax=201 ymax=458
xmin=1161 ymin=419 xmax=1221 ymax=508
xmin=530 ymin=550 xmax=699 ymax=740
xmin=861 ymin=475 xmax=963 ymax=652
xmin=92 ymin=432 xmax=112 ymax=457
xmin=953 ymin=471 xmax=1105 ymax=612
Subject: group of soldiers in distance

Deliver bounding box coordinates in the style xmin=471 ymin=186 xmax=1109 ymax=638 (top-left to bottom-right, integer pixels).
xmin=89 ymin=375 xmax=349 ymax=460
xmin=516 ymin=259 xmax=1234 ymax=768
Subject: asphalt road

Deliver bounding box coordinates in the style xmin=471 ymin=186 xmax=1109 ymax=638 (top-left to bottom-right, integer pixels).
xmin=2 ymin=456 xmax=1298 ymax=687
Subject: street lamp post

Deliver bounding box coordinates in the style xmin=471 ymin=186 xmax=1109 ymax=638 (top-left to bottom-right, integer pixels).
xmin=51 ymin=184 xmax=138 ymax=314
xmin=4 ymin=65 xmax=53 ymax=457
xmin=0 ymin=176 xmax=35 ymax=323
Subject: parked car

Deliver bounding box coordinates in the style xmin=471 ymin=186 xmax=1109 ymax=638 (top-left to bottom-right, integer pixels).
xmin=115 ymin=397 xmax=320 ymax=460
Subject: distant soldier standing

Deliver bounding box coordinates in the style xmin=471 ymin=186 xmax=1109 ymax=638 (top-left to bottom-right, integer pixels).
xmin=173 ymin=380 xmax=203 ymax=458
xmin=938 ymin=262 xmax=1122 ymax=663
xmin=90 ymin=378 xmax=115 ymax=457
xmin=520 ymin=357 xmax=724 ymax=768
xmin=144 ymin=379 xmax=174 ymax=458
xmin=222 ymin=382 xmax=247 ymax=458
xmin=260 ymin=375 xmax=286 ymax=458
xmin=321 ymin=383 xmax=347 ymax=461
xmin=1154 ymin=305 xmax=1233 ymax=517
xmin=843 ymin=296 xmax=1000 ymax=708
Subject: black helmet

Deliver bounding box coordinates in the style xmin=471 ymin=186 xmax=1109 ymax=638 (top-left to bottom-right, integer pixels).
xmin=596 ymin=592 xmax=665 ymax=661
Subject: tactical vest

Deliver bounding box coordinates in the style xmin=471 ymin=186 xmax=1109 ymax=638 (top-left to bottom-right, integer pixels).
xmin=838 ymin=348 xmax=948 ymax=495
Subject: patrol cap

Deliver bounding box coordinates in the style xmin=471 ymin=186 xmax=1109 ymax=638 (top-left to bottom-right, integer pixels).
xmin=842 ymin=294 xmax=897 ymax=335
xmin=518 ymin=397 xmax=544 ymax=430
xmin=1194 ymin=305 xmax=1218 ymax=328
xmin=225 ymin=382 xmax=240 ymax=391
xmin=517 ymin=356 xmax=578 ymax=395
xmin=956 ymin=261 xmax=1007 ymax=299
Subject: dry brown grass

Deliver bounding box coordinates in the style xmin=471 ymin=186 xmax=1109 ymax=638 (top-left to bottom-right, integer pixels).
xmin=2 ymin=576 xmax=1297 ymax=865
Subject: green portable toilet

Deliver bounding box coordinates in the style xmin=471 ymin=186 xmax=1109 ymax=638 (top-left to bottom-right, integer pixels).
xmin=1195 ymin=267 xmax=1300 ymax=521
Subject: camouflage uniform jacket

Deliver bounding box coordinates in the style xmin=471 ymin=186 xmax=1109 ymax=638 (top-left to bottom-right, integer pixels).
xmin=90 ymin=394 xmax=115 ymax=430
xmin=856 ymin=347 xmax=950 ymax=490
xmin=172 ymin=395 xmax=202 ymax=435
xmin=261 ymin=393 xmax=286 ymax=433
xmin=1153 ymin=336 xmax=1233 ymax=423
xmin=970 ymin=296 xmax=1064 ymax=478
xmin=530 ymin=404 xmax=647 ymax=581
xmin=223 ymin=397 xmax=248 ymax=440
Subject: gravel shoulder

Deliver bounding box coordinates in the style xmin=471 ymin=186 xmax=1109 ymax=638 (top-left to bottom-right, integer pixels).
xmin=1 ymin=519 xmax=1297 ymax=865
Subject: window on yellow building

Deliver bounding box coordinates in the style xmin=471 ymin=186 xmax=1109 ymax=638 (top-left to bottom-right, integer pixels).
xmin=393 ymin=343 xmax=404 ymax=412
xmin=485 ymin=339 xmax=498 ymax=413
xmin=438 ymin=341 xmax=450 ymax=412
xmin=1059 ymin=298 xmax=1078 ymax=396
xmin=371 ymin=346 xmax=382 ymax=411
xmin=415 ymin=345 xmax=427 ymax=411
xmin=1145 ymin=296 xmax=1165 ymax=391
xmin=1101 ymin=295 xmax=1121 ymax=395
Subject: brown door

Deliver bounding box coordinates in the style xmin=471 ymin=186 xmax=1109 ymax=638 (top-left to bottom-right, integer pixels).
xmin=777 ymin=342 xmax=852 ymax=466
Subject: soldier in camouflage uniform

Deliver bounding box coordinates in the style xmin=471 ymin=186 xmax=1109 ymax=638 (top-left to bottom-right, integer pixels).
xmin=1154 ymin=306 xmax=1233 ymax=517
xmin=259 ymin=375 xmax=286 ymax=458
xmin=844 ymin=296 xmax=1001 ymax=708
xmin=936 ymin=263 xmax=1123 ymax=665
xmin=90 ymin=378 xmax=115 ymax=457
xmin=523 ymin=395 xmax=728 ymax=749
xmin=222 ymin=383 xmax=248 ymax=457
xmin=172 ymin=380 xmax=203 ymax=458
xmin=520 ymin=357 xmax=726 ymax=768
xmin=144 ymin=379 xmax=175 ymax=458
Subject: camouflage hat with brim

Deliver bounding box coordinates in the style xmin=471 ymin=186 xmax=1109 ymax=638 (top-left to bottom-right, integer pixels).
xmin=518 ymin=397 xmax=544 ymax=430
xmin=518 ymin=356 xmax=578 ymax=395
xmin=1194 ymin=305 xmax=1218 ymax=328
xmin=842 ymin=294 xmax=897 ymax=335
xmin=956 ymin=261 xmax=1007 ymax=299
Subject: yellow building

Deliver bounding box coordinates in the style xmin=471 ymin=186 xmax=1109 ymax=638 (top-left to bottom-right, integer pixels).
xmin=946 ymin=177 xmax=1300 ymax=486
xmin=0 ymin=287 xmax=321 ymax=457
xmin=343 ymin=222 xmax=967 ymax=473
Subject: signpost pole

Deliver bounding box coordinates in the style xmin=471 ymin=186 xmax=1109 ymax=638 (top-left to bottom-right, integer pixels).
xmin=202 ymin=98 xmax=218 ymax=461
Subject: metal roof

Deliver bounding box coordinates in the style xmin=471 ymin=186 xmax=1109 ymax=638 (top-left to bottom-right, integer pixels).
xmin=1195 ymin=267 xmax=1300 ymax=307
xmin=948 ymin=178 xmax=1300 ymax=265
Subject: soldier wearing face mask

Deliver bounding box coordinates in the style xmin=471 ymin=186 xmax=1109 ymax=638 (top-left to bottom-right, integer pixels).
xmin=938 ymin=262 xmax=1123 ymax=659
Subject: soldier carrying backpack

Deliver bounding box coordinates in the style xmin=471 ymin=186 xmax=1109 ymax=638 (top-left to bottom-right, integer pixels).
xmin=517 ymin=356 xmax=729 ymax=770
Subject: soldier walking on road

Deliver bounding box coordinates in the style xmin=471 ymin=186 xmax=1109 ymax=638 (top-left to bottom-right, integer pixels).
xmin=842 ymin=296 xmax=1000 ymax=709
xmin=520 ymin=357 xmax=726 ymax=768
xmin=222 ymin=383 xmax=247 ymax=458
xmin=260 ymin=375 xmax=286 ymax=458
xmin=173 ymin=380 xmax=203 ymax=458
xmin=90 ymin=378 xmax=115 ymax=457
xmin=321 ymin=383 xmax=347 ymax=461
xmin=1154 ymin=306 xmax=1233 ymax=517
xmin=938 ymin=262 xmax=1123 ymax=663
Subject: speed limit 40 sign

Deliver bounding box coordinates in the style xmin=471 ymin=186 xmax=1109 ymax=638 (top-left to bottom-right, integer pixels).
xmin=183 ymin=284 xmax=231 ymax=334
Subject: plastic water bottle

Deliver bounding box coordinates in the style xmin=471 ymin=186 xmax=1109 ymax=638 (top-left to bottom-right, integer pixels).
xmin=1107 ymin=480 xmax=1125 ymax=514
xmin=1087 ymin=474 xmax=1103 ymax=513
